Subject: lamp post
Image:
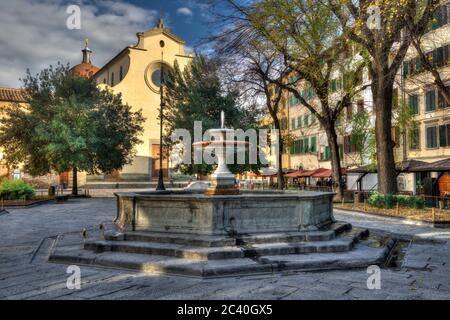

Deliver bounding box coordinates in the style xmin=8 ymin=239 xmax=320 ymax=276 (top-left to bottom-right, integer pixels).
xmin=156 ymin=40 xmax=166 ymax=191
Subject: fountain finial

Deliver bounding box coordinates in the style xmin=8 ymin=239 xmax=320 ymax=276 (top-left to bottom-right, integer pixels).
xmin=220 ymin=111 xmax=225 ymax=129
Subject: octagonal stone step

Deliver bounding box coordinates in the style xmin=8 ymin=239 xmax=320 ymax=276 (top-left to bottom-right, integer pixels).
xmin=237 ymin=222 xmax=351 ymax=245
xmin=49 ymin=242 xmax=391 ymax=278
xmin=84 ymin=227 xmax=366 ymax=261
xmin=103 ymin=222 xmax=352 ymax=248
xmin=105 ymin=231 xmax=236 ymax=247
xmin=84 ymin=240 xmax=245 ymax=260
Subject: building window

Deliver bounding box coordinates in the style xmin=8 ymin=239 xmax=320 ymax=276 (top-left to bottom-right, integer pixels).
xmin=304 ymin=114 xmax=309 ymax=127
xmin=408 ymin=94 xmax=419 ymax=114
xmin=324 ymin=145 xmax=330 ymax=160
xmin=291 ymin=118 xmax=296 ymax=130
xmin=119 ymin=66 xmax=123 ymax=81
xmin=409 ymin=127 xmax=420 ymax=150
xmin=111 ymin=72 xmax=115 ymax=86
xmin=294 ymin=140 xmax=301 ymax=154
xmin=311 ymin=113 xmax=316 ymax=125
xmin=425 ymin=89 xmax=436 ymax=112
xmin=429 ymin=4 xmax=449 ymax=30
xmin=357 ymin=100 xmax=364 ymax=113
xmin=438 ymin=86 xmax=450 ymax=109
xmin=346 ymin=103 xmax=353 ymax=121
xmin=344 ymin=135 xmax=358 ymax=153
xmin=330 ymin=79 xmax=337 ymax=92
xmin=103 ymin=78 xmax=106 ymax=84
xmin=302 ymin=138 xmax=309 ymax=153
xmin=426 ymin=125 xmax=438 ymax=148
xmin=310 ymin=136 xmax=317 ymax=153
xmin=289 ymin=94 xmax=299 ymax=107
xmin=439 ymin=124 xmax=450 ymax=148
xmin=297 ymin=116 xmax=302 ymax=128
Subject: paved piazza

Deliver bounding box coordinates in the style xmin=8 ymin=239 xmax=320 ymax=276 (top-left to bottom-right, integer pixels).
xmin=1 ymin=197 xmax=450 ymax=300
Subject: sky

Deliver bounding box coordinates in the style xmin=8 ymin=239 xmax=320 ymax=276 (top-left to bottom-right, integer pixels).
xmin=0 ymin=0 xmax=216 ymax=88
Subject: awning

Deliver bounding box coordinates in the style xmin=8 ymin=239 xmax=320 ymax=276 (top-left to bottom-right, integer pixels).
xmin=285 ymin=170 xmax=305 ymax=178
xmin=297 ymin=169 xmax=319 ymax=177
xmin=311 ymin=168 xmax=347 ymax=178
xmin=415 ymin=158 xmax=450 ymax=172
xmin=347 ymin=159 xmax=445 ymax=174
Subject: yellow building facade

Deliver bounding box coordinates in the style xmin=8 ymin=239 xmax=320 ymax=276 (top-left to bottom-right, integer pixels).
xmin=93 ymin=19 xmax=192 ymax=180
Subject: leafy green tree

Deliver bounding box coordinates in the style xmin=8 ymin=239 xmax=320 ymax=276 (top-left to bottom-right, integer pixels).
xmin=164 ymin=55 xmax=265 ymax=178
xmin=0 ymin=63 xmax=144 ymax=195
xmin=350 ymin=111 xmax=376 ymax=168
xmin=393 ymin=99 xmax=418 ymax=161
xmin=329 ymin=0 xmax=440 ymax=194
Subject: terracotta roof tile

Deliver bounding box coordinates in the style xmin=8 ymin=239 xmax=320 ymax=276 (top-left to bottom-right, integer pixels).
xmin=0 ymin=87 xmax=29 ymax=103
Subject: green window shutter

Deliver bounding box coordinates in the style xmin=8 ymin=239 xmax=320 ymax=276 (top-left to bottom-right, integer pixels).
xmin=294 ymin=140 xmax=300 ymax=154
xmin=409 ymin=95 xmax=419 ymax=114
xmin=311 ymin=114 xmax=316 ymax=125
xmin=416 ymin=58 xmax=423 ymax=73
xmin=330 ymin=79 xmax=337 ymax=92
xmin=297 ymin=116 xmax=301 ymax=128
xmin=325 ymin=146 xmax=329 ymax=160
xmin=304 ymin=115 xmax=309 ymax=127
xmin=311 ymin=136 xmax=317 ymax=153
xmin=290 ymin=144 xmax=294 ymax=154
xmin=291 ymin=118 xmax=296 ymax=129
xmin=426 ymin=90 xmax=436 ymax=112
xmin=304 ymin=138 xmax=309 ymax=153
xmin=339 ymin=144 xmax=343 ymax=159
xmin=403 ymin=63 xmax=409 ymax=77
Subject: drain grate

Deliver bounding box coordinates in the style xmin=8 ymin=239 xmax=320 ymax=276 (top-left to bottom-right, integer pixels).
xmin=384 ymin=239 xmax=411 ymax=268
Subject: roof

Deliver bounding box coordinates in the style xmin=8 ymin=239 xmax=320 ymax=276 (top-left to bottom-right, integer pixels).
xmin=0 ymin=87 xmax=29 ymax=103
xmin=70 ymin=62 xmax=99 ymax=78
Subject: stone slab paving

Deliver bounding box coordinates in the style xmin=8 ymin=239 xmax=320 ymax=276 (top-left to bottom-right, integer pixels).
xmin=1 ymin=199 xmax=450 ymax=299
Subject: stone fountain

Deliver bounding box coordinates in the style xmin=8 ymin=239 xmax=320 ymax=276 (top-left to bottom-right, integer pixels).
xmin=49 ymin=112 xmax=394 ymax=277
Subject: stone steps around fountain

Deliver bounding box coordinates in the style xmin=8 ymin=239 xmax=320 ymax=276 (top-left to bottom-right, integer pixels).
xmin=237 ymin=221 xmax=351 ymax=245
xmin=103 ymin=221 xmax=352 ymax=248
xmin=49 ymin=242 xmax=391 ymax=278
xmin=84 ymin=240 xmax=244 ymax=260
xmin=105 ymin=231 xmax=237 ymax=247
xmin=83 ymin=227 xmax=367 ymax=261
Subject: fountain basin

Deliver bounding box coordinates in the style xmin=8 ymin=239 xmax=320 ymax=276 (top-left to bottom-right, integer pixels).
xmin=114 ymin=190 xmax=335 ymax=235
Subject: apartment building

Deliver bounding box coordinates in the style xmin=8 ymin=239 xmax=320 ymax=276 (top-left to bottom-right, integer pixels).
xmin=274 ymin=2 xmax=450 ymax=194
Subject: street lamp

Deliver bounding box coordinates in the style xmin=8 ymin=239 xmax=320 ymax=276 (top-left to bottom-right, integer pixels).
xmin=156 ymin=40 xmax=166 ymax=191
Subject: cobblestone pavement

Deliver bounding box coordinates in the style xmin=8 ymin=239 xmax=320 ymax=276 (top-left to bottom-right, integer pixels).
xmin=1 ymin=199 xmax=450 ymax=300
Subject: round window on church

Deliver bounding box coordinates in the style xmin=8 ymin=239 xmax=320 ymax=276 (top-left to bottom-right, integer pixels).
xmin=151 ymin=67 xmax=169 ymax=87
xmin=145 ymin=62 xmax=172 ymax=93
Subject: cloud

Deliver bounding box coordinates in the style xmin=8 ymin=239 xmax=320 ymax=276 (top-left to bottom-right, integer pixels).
xmin=0 ymin=0 xmax=158 ymax=88
xmin=176 ymin=7 xmax=193 ymax=17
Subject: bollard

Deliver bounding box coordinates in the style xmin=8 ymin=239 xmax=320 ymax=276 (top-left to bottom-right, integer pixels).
xmin=99 ymin=224 xmax=105 ymax=239
xmin=364 ymin=199 xmax=367 ymax=212
xmin=396 ymin=202 xmax=399 ymax=215
xmin=81 ymin=228 xmax=87 ymax=249
xmin=341 ymin=198 xmax=345 ymax=208
xmin=432 ymin=207 xmax=436 ymax=222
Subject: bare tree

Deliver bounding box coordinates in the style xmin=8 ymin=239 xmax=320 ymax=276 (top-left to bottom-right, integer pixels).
xmin=213 ymin=0 xmax=370 ymax=200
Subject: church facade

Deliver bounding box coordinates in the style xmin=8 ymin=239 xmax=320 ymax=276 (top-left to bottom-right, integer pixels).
xmin=92 ymin=19 xmax=192 ymax=181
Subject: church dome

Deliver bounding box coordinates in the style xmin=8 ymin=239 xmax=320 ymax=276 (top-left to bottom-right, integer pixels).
xmin=70 ymin=39 xmax=99 ymax=78
xmin=70 ymin=62 xmax=99 ymax=78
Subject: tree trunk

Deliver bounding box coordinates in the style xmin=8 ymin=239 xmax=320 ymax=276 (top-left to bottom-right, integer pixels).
xmin=72 ymin=167 xmax=78 ymax=196
xmin=372 ymin=73 xmax=398 ymax=195
xmin=272 ymin=117 xmax=285 ymax=190
xmin=324 ymin=123 xmax=343 ymax=201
